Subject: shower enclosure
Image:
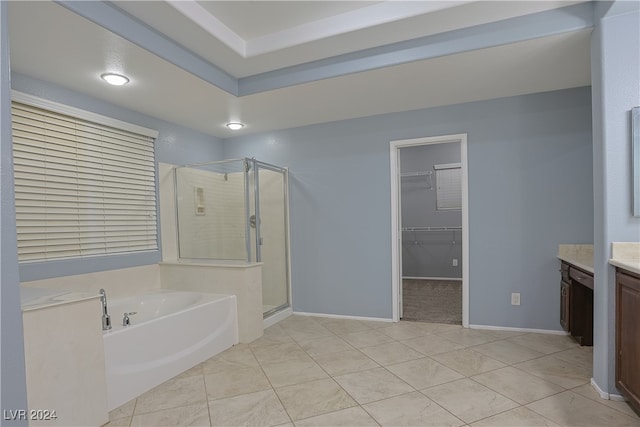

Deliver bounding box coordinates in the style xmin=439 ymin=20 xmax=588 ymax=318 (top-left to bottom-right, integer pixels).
xmin=173 ymin=158 xmax=290 ymax=318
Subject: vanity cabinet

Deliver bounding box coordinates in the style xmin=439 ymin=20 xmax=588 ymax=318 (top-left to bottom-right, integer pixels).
xmin=559 ymin=261 xmax=593 ymax=346
xmin=616 ymin=268 xmax=640 ymax=414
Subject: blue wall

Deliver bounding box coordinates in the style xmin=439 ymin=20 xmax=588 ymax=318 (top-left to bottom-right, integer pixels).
xmin=11 ymin=73 xmax=225 ymax=281
xmin=1 ymin=3 xmax=28 ymax=423
xmin=591 ymin=2 xmax=640 ymax=395
xmin=225 ymin=87 xmax=594 ymax=329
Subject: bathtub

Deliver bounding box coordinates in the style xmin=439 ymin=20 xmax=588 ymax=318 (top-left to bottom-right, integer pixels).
xmin=103 ymin=290 xmax=238 ymax=410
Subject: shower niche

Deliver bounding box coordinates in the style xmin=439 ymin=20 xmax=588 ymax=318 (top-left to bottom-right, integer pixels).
xmin=173 ymin=158 xmax=290 ymax=318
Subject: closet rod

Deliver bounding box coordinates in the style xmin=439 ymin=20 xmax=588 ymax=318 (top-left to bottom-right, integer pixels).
xmin=401 ymin=226 xmax=462 ymax=232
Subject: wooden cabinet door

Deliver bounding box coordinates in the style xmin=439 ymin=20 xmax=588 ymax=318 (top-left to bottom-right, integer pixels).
xmin=616 ymin=270 xmax=640 ymax=414
xmin=560 ymin=280 xmax=571 ymax=332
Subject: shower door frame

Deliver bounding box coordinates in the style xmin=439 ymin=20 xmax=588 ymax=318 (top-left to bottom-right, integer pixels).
xmin=389 ymin=134 xmax=469 ymax=326
xmin=250 ymin=159 xmax=292 ymax=318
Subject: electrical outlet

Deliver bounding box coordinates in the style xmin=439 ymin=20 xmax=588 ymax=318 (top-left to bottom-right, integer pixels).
xmin=452 ymin=258 xmax=458 ymax=267
xmin=511 ymin=293 xmax=521 ymax=306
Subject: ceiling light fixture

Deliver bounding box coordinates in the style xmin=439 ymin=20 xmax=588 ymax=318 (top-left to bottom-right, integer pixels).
xmin=226 ymin=122 xmax=245 ymax=130
xmin=100 ymin=73 xmax=130 ymax=86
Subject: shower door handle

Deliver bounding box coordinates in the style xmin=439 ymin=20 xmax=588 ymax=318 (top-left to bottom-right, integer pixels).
xmin=259 ymin=237 xmax=263 ymax=245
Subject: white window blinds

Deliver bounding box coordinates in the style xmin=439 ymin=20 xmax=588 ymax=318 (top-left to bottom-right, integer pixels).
xmin=434 ymin=163 xmax=462 ymax=211
xmin=12 ymin=100 xmax=158 ymax=262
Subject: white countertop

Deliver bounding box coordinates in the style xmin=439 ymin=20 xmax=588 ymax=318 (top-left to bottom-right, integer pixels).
xmin=609 ymin=242 xmax=640 ymax=275
xmin=558 ymin=244 xmax=594 ymax=273
xmin=21 ymin=286 xmax=99 ymax=312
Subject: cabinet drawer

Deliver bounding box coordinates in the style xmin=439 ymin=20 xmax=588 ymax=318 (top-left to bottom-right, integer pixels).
xmin=570 ymin=267 xmax=594 ymax=290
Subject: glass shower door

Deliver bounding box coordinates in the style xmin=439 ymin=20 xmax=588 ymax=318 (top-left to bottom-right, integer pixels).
xmin=253 ymin=162 xmax=290 ymax=317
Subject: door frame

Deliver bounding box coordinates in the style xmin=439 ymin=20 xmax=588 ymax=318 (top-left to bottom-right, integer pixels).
xmin=390 ymin=134 xmax=469 ymax=326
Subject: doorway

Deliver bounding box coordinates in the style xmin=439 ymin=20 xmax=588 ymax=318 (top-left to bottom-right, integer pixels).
xmin=390 ymin=134 xmax=469 ymax=326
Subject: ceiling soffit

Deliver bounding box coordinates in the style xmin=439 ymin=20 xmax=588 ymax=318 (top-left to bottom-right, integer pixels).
xmin=62 ymin=1 xmax=593 ymax=97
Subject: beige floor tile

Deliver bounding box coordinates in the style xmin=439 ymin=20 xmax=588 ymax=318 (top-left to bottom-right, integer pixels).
xmin=249 ymin=325 xmax=295 ymax=349
xmin=359 ymin=341 xmax=424 ymax=366
xmin=202 ymin=344 xmax=260 ymax=373
xmin=251 ymin=342 xmax=308 ymax=365
xmin=386 ymin=357 xmax=464 ymax=390
xmin=131 ymin=402 xmax=210 ymax=427
xmin=320 ymin=318 xmax=372 ymax=335
xmin=358 ymin=320 xmax=394 ymax=329
xmin=514 ymin=355 xmax=591 ymax=389
xmin=471 ymin=366 xmax=565 ymax=404
xmin=551 ymin=346 xmax=593 ymax=368
xmin=401 ymin=334 xmax=466 ymax=356
xmin=275 ymin=378 xmax=357 ymax=421
xmin=571 ymin=383 xmax=640 ymax=419
xmin=470 ymin=406 xmax=560 ymax=426
xmin=436 ymin=329 xmax=500 ymax=347
xmin=422 ymin=378 xmax=518 ymax=424
xmin=279 ymin=319 xmax=334 ymax=342
xmin=298 ymin=335 xmax=353 ymax=356
xmin=431 ymin=349 xmax=506 ymax=377
xmin=294 ymin=406 xmax=378 ymax=427
xmin=506 ymin=333 xmax=577 ymax=355
xmin=109 ymin=399 xmax=136 ymax=421
xmin=479 ymin=329 xmax=528 ymax=340
xmin=339 ymin=329 xmax=396 ymax=348
xmin=378 ymin=322 xmax=432 ymax=340
xmin=334 ymin=367 xmax=414 ymax=404
xmin=209 ymin=389 xmax=290 ymax=427
xmin=363 ymin=391 xmax=464 ymax=427
xmin=311 ymin=349 xmax=380 ymax=376
xmin=204 ymin=364 xmax=271 ymax=400
xmin=471 ymin=338 xmax=545 ymax=365
xmin=104 ymin=416 xmax=132 ymax=427
xmin=527 ymin=391 xmax=640 ymax=426
xmin=135 ymin=375 xmax=207 ymax=415
xmin=174 ymin=363 xmax=205 ymax=380
xmin=413 ymin=322 xmax=463 ymax=334
xmin=261 ymin=355 xmax=329 ymax=388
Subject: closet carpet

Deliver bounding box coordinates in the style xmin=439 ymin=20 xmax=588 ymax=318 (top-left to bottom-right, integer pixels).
xmin=402 ymin=279 xmax=462 ymax=324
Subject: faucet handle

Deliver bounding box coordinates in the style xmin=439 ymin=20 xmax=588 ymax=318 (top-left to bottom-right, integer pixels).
xmin=122 ymin=312 xmax=137 ymax=327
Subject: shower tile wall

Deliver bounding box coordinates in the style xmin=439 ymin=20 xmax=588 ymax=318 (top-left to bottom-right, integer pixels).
xmin=175 ymin=167 xmax=246 ymax=260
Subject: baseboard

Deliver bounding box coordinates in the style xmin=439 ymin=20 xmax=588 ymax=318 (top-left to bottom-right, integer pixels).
xmin=263 ymin=307 xmax=292 ymax=328
xmin=293 ymin=311 xmax=393 ymax=323
xmin=590 ymin=378 xmax=627 ymax=401
xmin=591 ymin=378 xmax=610 ymax=399
xmin=403 ymin=276 xmax=462 ymax=281
xmin=469 ymin=324 xmax=569 ymax=335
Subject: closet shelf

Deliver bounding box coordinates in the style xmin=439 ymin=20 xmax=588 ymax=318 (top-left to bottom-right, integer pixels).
xmin=400 ymin=171 xmax=433 ymax=177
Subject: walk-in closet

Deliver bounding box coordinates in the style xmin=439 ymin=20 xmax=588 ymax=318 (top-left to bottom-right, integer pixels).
xmin=399 ymin=142 xmax=462 ymax=324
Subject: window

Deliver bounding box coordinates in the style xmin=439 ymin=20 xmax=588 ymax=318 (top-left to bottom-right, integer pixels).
xmin=11 ymin=93 xmax=159 ymax=262
xmin=434 ymin=163 xmax=462 ymax=211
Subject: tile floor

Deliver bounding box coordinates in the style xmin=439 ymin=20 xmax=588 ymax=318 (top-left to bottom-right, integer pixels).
xmin=106 ymin=315 xmax=640 ymax=427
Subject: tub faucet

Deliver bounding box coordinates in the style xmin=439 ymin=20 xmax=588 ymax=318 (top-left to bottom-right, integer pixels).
xmin=99 ymin=289 xmax=112 ymax=330
xmin=122 ymin=312 xmax=137 ymax=327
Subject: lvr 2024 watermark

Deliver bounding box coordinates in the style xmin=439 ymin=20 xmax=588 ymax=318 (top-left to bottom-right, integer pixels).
xmin=3 ymin=409 xmax=57 ymax=421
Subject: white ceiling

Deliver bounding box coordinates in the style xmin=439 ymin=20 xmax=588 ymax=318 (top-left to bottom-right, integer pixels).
xmin=7 ymin=1 xmax=591 ymax=139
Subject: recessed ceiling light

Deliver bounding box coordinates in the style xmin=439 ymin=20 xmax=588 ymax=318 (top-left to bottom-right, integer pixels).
xmin=226 ymin=122 xmax=245 ymax=130
xmin=100 ymin=73 xmax=130 ymax=86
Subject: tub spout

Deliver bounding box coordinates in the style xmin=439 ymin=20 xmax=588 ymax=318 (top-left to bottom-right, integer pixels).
xmin=99 ymin=288 xmax=112 ymax=330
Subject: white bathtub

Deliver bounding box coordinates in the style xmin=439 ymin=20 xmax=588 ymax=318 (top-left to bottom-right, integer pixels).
xmin=103 ymin=290 xmax=238 ymax=410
